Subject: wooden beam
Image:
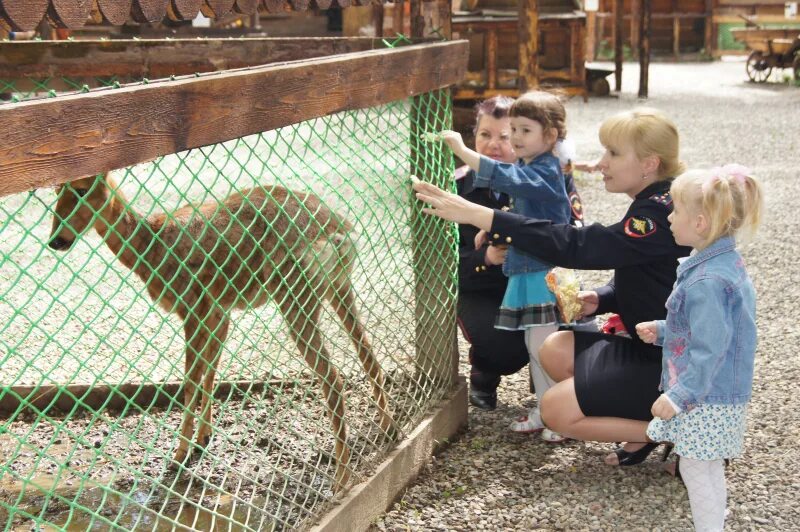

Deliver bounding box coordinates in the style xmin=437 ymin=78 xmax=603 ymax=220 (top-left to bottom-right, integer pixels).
xmin=586 ymin=10 xmax=597 ymax=61
xmin=614 ymin=0 xmax=623 ymax=91
xmin=0 ymin=38 xmax=394 ymax=79
xmin=518 ymin=0 xmax=539 ymax=92
xmin=638 ymin=0 xmax=651 ymax=98
xmin=704 ymin=0 xmax=713 ymax=55
xmin=0 ymin=41 xmax=469 ymax=197
xmin=630 ymin=0 xmax=640 ymax=56
xmin=487 ymin=28 xmax=498 ymax=89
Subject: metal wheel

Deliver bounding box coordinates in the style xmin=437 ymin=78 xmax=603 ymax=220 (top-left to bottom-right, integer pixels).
xmin=745 ymin=51 xmax=772 ymax=83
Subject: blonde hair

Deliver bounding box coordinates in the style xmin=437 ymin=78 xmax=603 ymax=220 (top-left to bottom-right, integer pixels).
xmin=671 ymin=165 xmax=764 ymax=248
xmin=509 ymin=90 xmax=567 ymax=140
xmin=598 ymin=107 xmax=684 ymax=180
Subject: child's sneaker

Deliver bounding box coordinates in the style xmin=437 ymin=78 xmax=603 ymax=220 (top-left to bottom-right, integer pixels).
xmin=509 ymin=407 xmax=545 ymax=433
xmin=540 ymin=428 xmax=568 ymax=443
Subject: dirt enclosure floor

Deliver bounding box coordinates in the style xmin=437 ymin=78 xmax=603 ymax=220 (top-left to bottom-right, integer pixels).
xmin=374 ymin=59 xmax=800 ymax=531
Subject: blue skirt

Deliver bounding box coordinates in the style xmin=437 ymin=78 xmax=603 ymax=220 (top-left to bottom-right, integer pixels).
xmin=495 ymin=271 xmax=559 ymax=330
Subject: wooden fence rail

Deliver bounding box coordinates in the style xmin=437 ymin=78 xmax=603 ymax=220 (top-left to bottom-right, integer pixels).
xmin=0 ymin=40 xmax=468 ymax=197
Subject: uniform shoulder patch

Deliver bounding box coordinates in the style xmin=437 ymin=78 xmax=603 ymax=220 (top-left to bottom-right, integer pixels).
xmin=648 ymin=192 xmax=672 ymax=206
xmin=624 ymin=216 xmax=656 ymax=238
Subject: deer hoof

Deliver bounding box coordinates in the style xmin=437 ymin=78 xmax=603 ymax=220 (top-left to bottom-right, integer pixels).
xmin=169 ymin=449 xmax=191 ymax=471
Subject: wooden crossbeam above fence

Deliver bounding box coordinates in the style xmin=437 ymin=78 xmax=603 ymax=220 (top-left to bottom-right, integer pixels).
xmin=0 ymin=0 xmax=380 ymax=30
xmin=0 ymin=40 xmax=468 ymax=197
xmin=0 ymin=38 xmax=393 ymax=79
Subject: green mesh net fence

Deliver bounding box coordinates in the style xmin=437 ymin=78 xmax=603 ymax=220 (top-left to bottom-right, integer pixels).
xmin=0 ymin=71 xmax=457 ymax=530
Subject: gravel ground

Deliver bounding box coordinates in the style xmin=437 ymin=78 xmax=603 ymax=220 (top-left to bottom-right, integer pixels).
xmin=373 ymin=59 xmax=800 ymax=531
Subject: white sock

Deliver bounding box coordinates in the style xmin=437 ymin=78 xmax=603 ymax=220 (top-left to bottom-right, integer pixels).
xmin=679 ymin=456 xmax=727 ymax=532
xmin=524 ymin=324 xmax=558 ymax=422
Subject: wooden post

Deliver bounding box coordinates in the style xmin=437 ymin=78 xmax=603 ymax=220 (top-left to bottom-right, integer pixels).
xmin=630 ymin=0 xmax=640 ymax=57
xmin=436 ymin=0 xmax=452 ymax=38
xmin=704 ymin=0 xmax=713 ymax=55
xmin=410 ymin=0 xmax=424 ymax=37
xmin=638 ymin=0 xmax=650 ymax=98
xmin=614 ymin=0 xmax=623 ymax=91
xmin=373 ymin=4 xmax=385 ymax=37
xmin=672 ymin=0 xmax=679 ymax=59
xmin=586 ymin=10 xmax=596 ymax=60
xmin=518 ymin=0 xmax=539 ymax=92
xmin=409 ymin=2 xmax=458 ymax=386
xmin=487 ymin=28 xmax=498 ymax=89
xmin=393 ymin=1 xmax=404 ymax=36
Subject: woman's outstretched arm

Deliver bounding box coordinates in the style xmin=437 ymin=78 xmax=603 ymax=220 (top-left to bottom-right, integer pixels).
xmin=412 ymin=176 xmax=495 ymax=230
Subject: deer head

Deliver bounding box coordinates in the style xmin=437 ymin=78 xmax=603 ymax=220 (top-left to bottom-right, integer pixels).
xmin=49 ymin=175 xmax=108 ymax=251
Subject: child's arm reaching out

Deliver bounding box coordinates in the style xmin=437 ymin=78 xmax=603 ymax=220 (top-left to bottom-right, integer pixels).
xmin=438 ymin=130 xmax=482 ymax=172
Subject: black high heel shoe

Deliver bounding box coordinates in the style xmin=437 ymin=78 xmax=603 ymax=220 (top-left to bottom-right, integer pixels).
xmin=609 ymin=442 xmax=661 ymax=466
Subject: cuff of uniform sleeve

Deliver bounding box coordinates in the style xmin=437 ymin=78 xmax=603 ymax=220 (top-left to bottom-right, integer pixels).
xmin=594 ymin=284 xmax=616 ymax=315
xmin=488 ymin=209 xmax=531 ymax=244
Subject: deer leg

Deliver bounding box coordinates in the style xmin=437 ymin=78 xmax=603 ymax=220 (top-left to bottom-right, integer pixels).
xmin=330 ymin=284 xmax=396 ymax=440
xmin=277 ymin=286 xmax=351 ymax=493
xmin=173 ymin=315 xmax=209 ymax=466
xmin=195 ymin=310 xmax=229 ymax=450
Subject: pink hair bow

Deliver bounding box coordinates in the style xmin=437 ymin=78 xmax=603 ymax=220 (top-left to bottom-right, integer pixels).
xmin=703 ymin=163 xmax=750 ymax=192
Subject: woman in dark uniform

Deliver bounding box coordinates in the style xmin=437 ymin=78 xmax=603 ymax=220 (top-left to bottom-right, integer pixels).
xmin=456 ymin=96 xmax=528 ymax=410
xmin=414 ymin=108 xmax=690 ymax=464
xmin=458 ymin=96 xmax=587 ymax=411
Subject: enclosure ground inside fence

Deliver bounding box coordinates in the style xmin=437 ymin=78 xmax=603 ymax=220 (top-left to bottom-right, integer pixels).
xmin=312 ymin=376 xmax=467 ymax=532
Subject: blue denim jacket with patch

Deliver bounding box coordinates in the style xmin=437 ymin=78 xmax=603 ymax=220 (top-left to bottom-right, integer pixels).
xmin=475 ymin=152 xmax=571 ymax=275
xmin=654 ymin=236 xmax=757 ymax=410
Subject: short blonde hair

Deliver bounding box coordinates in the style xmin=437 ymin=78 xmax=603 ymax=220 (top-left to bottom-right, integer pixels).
xmin=598 ymin=107 xmax=684 ymax=180
xmin=671 ymin=165 xmax=764 ymax=248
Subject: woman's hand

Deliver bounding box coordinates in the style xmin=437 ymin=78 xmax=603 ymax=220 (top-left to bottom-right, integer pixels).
xmin=635 ymin=321 xmax=659 ymax=344
xmin=576 ymin=290 xmax=599 ymax=319
xmin=474 ymin=230 xmax=488 ymax=250
xmin=651 ymin=394 xmax=677 ymax=420
xmin=411 ymin=177 xmax=495 ymax=230
xmin=484 ymin=245 xmax=507 ymax=266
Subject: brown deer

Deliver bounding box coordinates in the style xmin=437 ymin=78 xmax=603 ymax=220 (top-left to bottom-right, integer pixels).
xmin=48 ymin=173 xmax=396 ymax=492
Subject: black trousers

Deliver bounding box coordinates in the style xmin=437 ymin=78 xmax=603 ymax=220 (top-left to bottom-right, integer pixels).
xmin=457 ymin=291 xmax=529 ymax=378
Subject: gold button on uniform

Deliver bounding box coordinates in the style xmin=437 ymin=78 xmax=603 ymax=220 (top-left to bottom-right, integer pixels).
xmin=493 ymin=233 xmax=500 ymax=239
xmin=505 ymin=236 xmax=512 ymax=243
xmin=481 ymin=265 xmax=487 ymax=271
xmin=475 ymin=266 xmax=480 ymax=272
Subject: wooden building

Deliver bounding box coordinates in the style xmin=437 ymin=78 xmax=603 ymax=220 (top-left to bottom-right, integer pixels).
xmin=451 ymin=0 xmax=588 ymax=100
xmin=589 ymin=0 xmax=800 ymax=59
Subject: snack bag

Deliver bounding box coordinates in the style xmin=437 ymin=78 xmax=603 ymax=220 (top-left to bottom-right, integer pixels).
xmin=545 ymin=267 xmax=582 ymax=323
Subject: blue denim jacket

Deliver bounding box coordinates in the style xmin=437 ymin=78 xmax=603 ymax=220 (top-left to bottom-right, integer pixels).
xmin=654 ymin=236 xmax=757 ymax=410
xmin=475 ymin=152 xmax=571 ymax=275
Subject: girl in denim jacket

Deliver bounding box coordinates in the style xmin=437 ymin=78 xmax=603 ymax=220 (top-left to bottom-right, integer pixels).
xmin=636 ymin=165 xmax=763 ymax=532
xmin=438 ymin=91 xmax=572 ymax=442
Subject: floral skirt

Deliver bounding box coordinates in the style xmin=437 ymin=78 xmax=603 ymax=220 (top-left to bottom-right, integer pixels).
xmin=646 ymin=403 xmax=748 ymax=460
xmin=494 ymin=271 xmax=558 ymax=331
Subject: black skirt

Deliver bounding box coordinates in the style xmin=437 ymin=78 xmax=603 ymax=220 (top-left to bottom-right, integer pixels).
xmin=573 ymin=331 xmax=663 ymax=421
